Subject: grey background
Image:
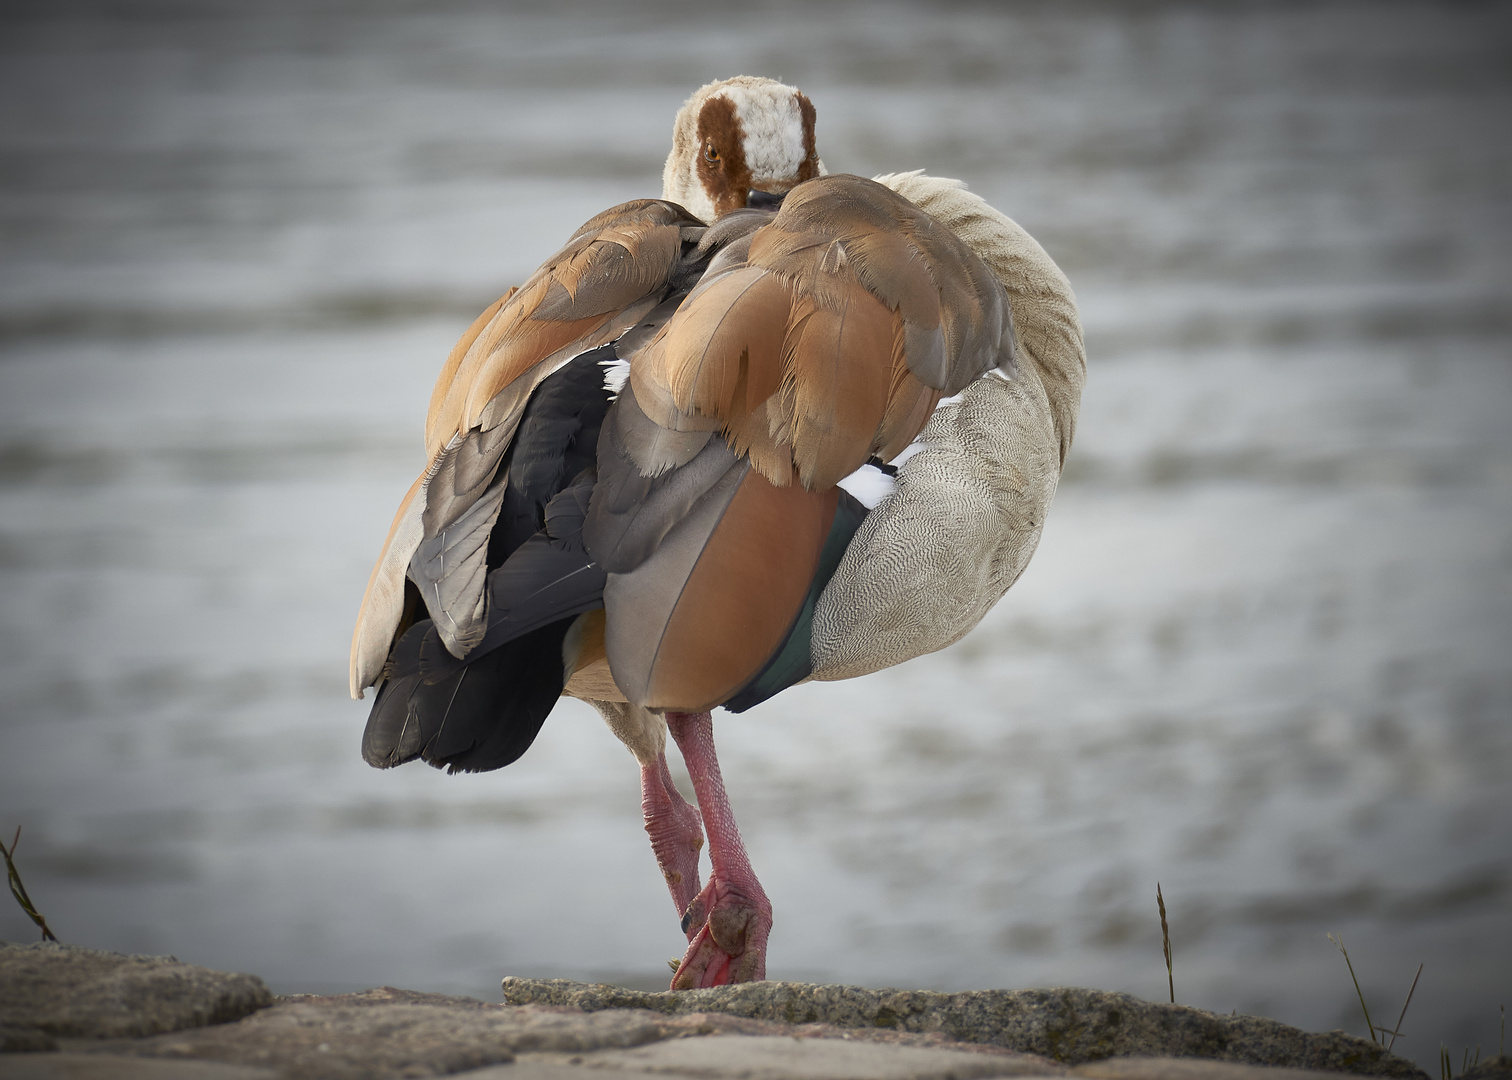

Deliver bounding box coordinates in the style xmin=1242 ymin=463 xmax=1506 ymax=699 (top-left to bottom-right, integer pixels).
xmin=1 ymin=2 xmax=1509 ymax=1072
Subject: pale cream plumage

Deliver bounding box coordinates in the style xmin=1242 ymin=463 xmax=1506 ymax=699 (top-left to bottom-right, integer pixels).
xmin=810 ymin=170 xmax=1084 ymax=680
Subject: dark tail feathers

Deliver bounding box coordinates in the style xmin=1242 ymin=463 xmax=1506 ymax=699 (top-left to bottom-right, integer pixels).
xmin=362 ymin=617 xmax=574 ymax=774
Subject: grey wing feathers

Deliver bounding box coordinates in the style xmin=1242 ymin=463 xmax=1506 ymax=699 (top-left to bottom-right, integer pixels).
xmin=584 ymin=387 xmax=743 ymax=575
xmin=390 ymin=205 xmax=713 ymax=667
xmin=409 ymin=424 xmax=514 ymax=657
xmin=410 ymin=476 xmax=606 ymax=685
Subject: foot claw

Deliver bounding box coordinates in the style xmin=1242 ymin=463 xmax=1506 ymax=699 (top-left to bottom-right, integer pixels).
xmin=669 ymin=880 xmax=770 ymax=989
xmin=680 ymin=878 xmax=715 ymax=938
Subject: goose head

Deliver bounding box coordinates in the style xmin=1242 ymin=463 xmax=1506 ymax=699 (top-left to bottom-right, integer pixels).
xmin=662 ymin=76 xmax=826 ymax=222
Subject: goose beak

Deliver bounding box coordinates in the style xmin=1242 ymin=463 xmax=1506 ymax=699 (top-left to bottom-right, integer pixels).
xmin=746 ymin=188 xmax=786 ymax=211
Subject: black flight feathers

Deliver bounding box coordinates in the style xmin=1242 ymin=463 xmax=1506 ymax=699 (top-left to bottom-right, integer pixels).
xmin=361 ymin=615 xmax=575 ymax=775
xmin=362 ymin=347 xmax=614 ymax=774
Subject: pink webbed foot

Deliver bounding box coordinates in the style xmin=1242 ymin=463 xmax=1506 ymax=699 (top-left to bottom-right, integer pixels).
xmin=672 ymin=867 xmax=771 ymax=988
xmin=665 ymin=711 xmax=772 ymax=989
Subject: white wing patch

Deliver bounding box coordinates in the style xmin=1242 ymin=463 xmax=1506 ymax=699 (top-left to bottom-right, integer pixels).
xmin=837 ymin=462 xmax=896 ymax=509
xmin=837 ymin=382 xmax=980 ymax=509
xmin=600 ymin=352 xmax=631 ymax=397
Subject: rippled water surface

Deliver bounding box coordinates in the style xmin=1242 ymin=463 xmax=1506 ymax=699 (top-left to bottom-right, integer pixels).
xmin=2 ymin=3 xmax=1509 ymax=1071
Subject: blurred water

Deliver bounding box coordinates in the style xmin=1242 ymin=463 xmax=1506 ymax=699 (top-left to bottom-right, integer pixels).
xmin=2 ymin=2 xmax=1510 ymax=1072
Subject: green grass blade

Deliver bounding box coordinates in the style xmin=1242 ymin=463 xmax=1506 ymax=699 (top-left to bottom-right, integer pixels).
xmin=1157 ymin=883 xmax=1174 ymax=1004
xmin=3 ymin=826 xmax=59 ymax=943
xmin=1328 ymin=933 xmax=1377 ymax=1045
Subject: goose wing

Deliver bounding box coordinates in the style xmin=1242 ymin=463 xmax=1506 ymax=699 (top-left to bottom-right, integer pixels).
xmin=587 ymin=174 xmax=1016 ymax=712
xmin=350 ymin=199 xmax=706 ymax=698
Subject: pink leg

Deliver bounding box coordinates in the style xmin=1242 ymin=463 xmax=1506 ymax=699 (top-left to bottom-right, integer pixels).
xmin=665 ymin=710 xmax=771 ymax=988
xmin=639 ymin=752 xmax=705 ymax=927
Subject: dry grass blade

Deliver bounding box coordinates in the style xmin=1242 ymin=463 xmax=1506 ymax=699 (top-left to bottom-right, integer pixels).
xmin=3 ymin=826 xmax=59 ymax=943
xmin=1387 ymin=962 xmax=1423 ymax=1052
xmin=1435 ymin=1042 xmax=1481 ymax=1080
xmin=1328 ymin=932 xmax=1377 ymax=1045
xmin=1157 ymin=882 xmax=1174 ymax=1004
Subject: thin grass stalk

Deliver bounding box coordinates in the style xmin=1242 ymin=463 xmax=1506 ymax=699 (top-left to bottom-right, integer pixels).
xmin=1328 ymin=933 xmax=1377 ymax=1045
xmin=1387 ymin=962 xmax=1424 ymax=1052
xmin=1157 ymin=883 xmax=1174 ymax=1004
xmin=3 ymin=826 xmax=58 ymax=943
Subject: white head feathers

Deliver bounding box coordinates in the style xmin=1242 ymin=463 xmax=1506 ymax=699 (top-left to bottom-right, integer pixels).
xmin=662 ymin=76 xmax=826 ymax=222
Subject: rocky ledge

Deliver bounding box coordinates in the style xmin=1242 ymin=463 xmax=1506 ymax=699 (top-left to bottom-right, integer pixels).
xmin=3 ymin=940 xmax=1490 ymax=1080
xmin=500 ymin=977 xmax=1450 ymax=1078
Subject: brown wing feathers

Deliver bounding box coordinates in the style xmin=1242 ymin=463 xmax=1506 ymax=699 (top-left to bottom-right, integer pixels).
xmin=628 ymin=176 xmax=1010 ymax=492
xmin=351 ymin=199 xmax=702 ymax=695
xmin=423 ymin=291 xmax=510 ymax=457
xmin=598 ymin=174 xmax=1015 ymax=711
xmin=357 ymin=175 xmax=1014 ymax=716
xmin=429 ymin=200 xmax=700 ymax=461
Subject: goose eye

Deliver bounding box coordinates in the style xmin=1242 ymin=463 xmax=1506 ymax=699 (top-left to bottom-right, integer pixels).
xmin=704 ymin=144 xmax=720 ymax=163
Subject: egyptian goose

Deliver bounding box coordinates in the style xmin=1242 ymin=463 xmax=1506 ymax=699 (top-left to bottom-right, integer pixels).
xmin=350 ymin=76 xmax=1085 ymax=989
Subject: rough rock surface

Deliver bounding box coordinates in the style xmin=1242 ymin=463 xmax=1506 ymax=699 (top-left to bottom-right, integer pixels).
xmin=78 ymin=988 xmax=1057 ymax=1080
xmin=1072 ymin=1061 xmax=1412 ymax=1080
xmin=548 ymin=1032 xmax=1053 ymax=1080
xmin=0 ymin=943 xmax=1440 ymax=1080
xmin=78 ymin=988 xmax=665 ymax=1079
xmin=0 ymin=1052 xmax=280 ymax=1078
xmin=1 ymin=1023 xmax=59 ymax=1052
xmin=0 ymin=942 xmax=272 ymax=1038
xmin=1458 ymin=1057 xmax=1512 ymax=1080
xmin=502 ymin=978 xmax=1426 ymax=1079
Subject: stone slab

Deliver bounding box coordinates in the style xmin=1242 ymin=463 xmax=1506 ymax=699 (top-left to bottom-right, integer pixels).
xmin=0 ymin=1053 xmax=278 ymax=1079
xmin=449 ymin=1063 xmax=613 ymax=1080
xmin=644 ymin=1014 xmax=1059 ymax=1061
xmin=1074 ymin=1057 xmax=1383 ymax=1080
xmin=0 ymin=1027 xmax=57 ymax=1054
xmin=66 ymin=989 xmax=1061 ymax=1080
xmin=0 ymin=942 xmax=272 ymax=1039
xmin=76 ymin=988 xmax=671 ymax=1080
xmin=565 ymin=1032 xmax=1046 ymax=1079
xmin=447 ymin=1044 xmax=1397 ymax=1080
xmin=502 ymin=979 xmax=1426 ymax=1080
xmin=1 ymin=941 xmax=1438 ymax=1080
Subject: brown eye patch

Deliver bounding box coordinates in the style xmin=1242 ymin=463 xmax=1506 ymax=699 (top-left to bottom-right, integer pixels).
xmin=695 ymin=95 xmax=750 ymax=218
xmin=795 ymin=92 xmax=819 ymax=182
